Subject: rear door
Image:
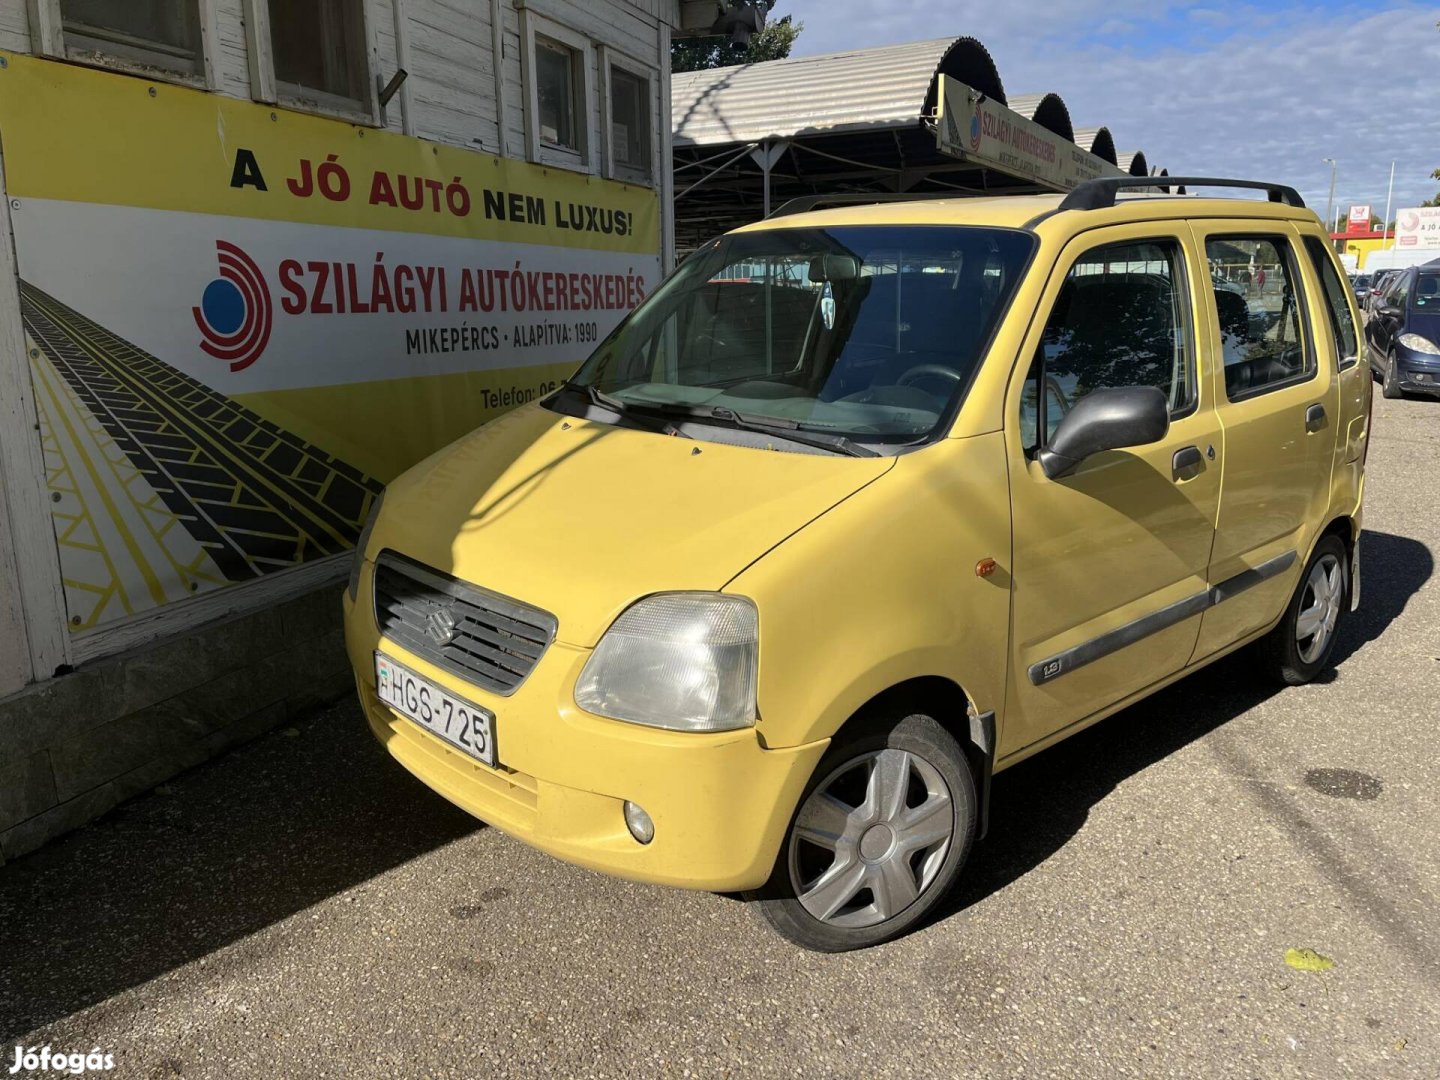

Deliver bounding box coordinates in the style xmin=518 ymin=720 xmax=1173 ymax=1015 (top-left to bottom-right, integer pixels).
xmin=1190 ymin=224 xmax=1339 ymax=661
xmin=1303 ymin=233 xmax=1371 ymax=473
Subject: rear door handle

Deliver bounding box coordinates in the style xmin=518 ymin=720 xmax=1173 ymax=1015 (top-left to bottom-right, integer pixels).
xmin=1305 ymin=403 xmax=1326 ymax=432
xmin=1171 ymin=445 xmax=1204 ymax=480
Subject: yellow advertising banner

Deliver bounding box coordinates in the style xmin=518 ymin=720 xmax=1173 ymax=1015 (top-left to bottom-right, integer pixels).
xmin=0 ymin=52 xmax=661 ymax=633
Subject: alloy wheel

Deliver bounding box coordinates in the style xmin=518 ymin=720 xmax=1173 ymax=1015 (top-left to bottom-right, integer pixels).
xmin=1296 ymin=552 xmax=1344 ymax=664
xmin=787 ymin=748 xmax=954 ymax=929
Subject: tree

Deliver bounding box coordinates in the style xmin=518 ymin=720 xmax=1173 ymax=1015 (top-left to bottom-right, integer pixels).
xmin=1423 ymin=168 xmax=1440 ymax=208
xmin=671 ymin=3 xmax=802 ymax=72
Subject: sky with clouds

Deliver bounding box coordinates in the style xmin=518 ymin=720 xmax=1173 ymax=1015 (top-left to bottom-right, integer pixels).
xmin=778 ymin=1 xmax=1440 ymax=222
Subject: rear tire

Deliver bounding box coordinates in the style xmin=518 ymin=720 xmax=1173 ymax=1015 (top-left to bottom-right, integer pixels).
xmin=747 ymin=711 xmax=976 ymax=952
xmin=1257 ymin=535 xmax=1348 ymax=686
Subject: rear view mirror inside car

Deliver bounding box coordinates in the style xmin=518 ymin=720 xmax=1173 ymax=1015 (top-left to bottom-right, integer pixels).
xmin=808 ymin=254 xmax=860 ymax=281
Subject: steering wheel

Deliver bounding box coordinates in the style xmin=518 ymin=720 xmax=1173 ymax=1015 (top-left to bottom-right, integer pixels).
xmin=897 ymin=364 xmax=963 ymax=390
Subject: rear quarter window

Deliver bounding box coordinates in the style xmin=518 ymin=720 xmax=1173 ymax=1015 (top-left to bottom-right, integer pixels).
xmin=1303 ymin=236 xmax=1359 ymax=367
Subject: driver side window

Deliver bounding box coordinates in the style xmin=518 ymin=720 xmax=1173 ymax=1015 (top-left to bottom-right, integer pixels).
xmin=1021 ymin=238 xmax=1194 ymax=451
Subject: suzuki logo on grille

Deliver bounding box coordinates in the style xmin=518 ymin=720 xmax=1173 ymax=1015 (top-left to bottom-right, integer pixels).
xmin=426 ymin=605 xmax=457 ymax=645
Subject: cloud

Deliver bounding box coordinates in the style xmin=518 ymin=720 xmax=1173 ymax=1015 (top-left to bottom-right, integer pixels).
xmin=782 ymin=2 xmax=1440 ymax=215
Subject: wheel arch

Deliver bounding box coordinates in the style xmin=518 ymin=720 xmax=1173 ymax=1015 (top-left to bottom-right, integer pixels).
xmin=1320 ymin=514 xmax=1357 ymax=551
xmin=1317 ymin=514 xmax=1360 ymax=604
xmin=836 ymin=675 xmax=997 ymax=840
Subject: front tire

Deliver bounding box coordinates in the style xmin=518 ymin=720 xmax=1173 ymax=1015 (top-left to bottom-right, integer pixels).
xmin=1382 ymin=350 xmax=1404 ymax=399
xmin=1257 ymin=535 xmax=1348 ymax=686
xmin=748 ymin=711 xmax=976 ymax=952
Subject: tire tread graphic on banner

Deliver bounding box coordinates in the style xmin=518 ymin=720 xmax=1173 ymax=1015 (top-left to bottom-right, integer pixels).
xmin=20 ymin=282 xmax=383 ymax=627
xmin=29 ymin=345 xmax=229 ymax=630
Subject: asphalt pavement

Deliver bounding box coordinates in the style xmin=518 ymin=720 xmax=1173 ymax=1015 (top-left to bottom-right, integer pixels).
xmin=2 ymin=393 xmax=1438 ymax=1079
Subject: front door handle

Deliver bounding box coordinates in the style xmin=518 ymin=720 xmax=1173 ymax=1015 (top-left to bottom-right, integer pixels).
xmin=1171 ymin=444 xmax=1204 ymax=480
xmin=1305 ymin=403 xmax=1326 ymax=433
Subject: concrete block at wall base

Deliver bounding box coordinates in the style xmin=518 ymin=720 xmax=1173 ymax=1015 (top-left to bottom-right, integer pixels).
xmin=0 ymin=583 xmax=352 ymax=864
xmin=0 ymin=782 xmax=121 ymax=864
xmin=45 ymin=626 xmax=349 ymax=803
xmin=0 ymin=750 xmax=57 ymax=834
xmin=280 ymin=585 xmax=347 ymax=645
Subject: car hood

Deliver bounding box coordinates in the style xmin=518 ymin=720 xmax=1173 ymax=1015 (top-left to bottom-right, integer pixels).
xmin=372 ymin=404 xmax=895 ymax=646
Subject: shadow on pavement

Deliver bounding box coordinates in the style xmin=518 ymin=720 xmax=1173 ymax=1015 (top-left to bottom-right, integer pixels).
xmin=0 ymin=699 xmax=479 ymax=1041
xmin=0 ymin=532 xmax=1429 ymax=1036
xmin=942 ymin=528 xmax=1433 ymax=920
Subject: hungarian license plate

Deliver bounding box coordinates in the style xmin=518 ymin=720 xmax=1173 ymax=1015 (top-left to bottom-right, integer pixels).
xmin=374 ymin=652 xmax=497 ymax=767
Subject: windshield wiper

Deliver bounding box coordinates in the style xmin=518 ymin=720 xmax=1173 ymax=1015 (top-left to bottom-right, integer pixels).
xmin=561 ymin=381 xmax=690 ymax=439
xmin=701 ymin=406 xmax=880 ymax=458
xmin=564 ymin=379 xmax=631 ymax=415
xmin=564 ymin=386 xmax=877 ymax=457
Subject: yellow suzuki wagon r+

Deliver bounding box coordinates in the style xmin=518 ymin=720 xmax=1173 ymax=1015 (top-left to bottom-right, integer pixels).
xmin=344 ymin=177 xmax=1370 ymax=951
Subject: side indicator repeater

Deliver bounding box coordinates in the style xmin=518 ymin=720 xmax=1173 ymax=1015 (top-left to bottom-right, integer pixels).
xmin=975 ymin=558 xmax=998 ymax=578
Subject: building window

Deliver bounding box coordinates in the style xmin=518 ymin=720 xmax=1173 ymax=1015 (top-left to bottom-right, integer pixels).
xmin=266 ymin=0 xmax=370 ymax=113
xmin=56 ymin=0 xmax=203 ymax=78
xmin=608 ymin=66 xmax=651 ymax=181
xmin=520 ymin=12 xmax=593 ymax=171
xmin=536 ymin=38 xmax=581 ymax=152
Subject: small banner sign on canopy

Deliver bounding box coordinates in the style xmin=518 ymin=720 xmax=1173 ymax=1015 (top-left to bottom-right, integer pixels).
xmin=935 ymin=76 xmax=1126 ymax=191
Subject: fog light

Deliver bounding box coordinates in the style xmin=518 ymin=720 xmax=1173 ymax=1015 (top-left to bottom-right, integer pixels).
xmin=623 ymin=801 xmax=654 ymax=845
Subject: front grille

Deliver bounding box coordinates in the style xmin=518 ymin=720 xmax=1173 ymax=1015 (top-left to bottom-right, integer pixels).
xmin=373 ymin=552 xmax=557 ymax=696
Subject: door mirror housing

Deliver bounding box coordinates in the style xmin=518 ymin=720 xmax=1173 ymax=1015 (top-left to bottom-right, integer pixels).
xmin=1037 ymin=386 xmax=1170 ymax=480
xmin=1378 ymin=304 xmax=1402 ymax=319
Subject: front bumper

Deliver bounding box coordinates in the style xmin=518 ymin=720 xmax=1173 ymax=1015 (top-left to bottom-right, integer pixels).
xmin=1396 ymin=349 xmax=1440 ymax=394
xmin=344 ymin=568 xmax=827 ymax=892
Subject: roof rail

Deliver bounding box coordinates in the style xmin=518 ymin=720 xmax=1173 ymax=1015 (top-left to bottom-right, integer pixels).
xmin=1060 ymin=176 xmax=1305 ymax=211
xmin=767 ymin=191 xmax=981 ymax=218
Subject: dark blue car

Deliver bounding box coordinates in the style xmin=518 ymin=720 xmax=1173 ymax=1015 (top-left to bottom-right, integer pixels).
xmin=1367 ymin=258 xmax=1440 ymax=399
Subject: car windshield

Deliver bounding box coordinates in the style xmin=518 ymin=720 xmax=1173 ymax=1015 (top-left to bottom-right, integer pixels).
xmin=1354 ymin=275 xmax=1370 ymax=289
xmin=561 ymin=225 xmax=1035 ymax=449
xmin=1413 ymin=271 xmax=1440 ymax=310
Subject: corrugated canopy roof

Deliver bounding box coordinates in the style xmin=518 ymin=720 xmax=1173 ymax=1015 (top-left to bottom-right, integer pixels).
xmin=1007 ymin=93 xmax=1075 ymax=143
xmin=1072 ymin=126 xmax=1118 ymax=165
xmin=672 ymin=36 xmax=1005 ymax=147
xmin=1117 ymin=151 xmax=1149 ymax=177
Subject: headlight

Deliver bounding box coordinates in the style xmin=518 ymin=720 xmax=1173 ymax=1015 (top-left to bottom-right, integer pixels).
xmin=574 ymin=593 xmax=758 ymax=732
xmin=346 ymin=490 xmax=385 ymax=601
xmin=1398 ymin=333 xmax=1440 ymax=355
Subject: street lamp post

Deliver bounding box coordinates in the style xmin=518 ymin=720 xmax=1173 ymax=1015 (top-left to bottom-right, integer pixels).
xmin=1382 ymin=160 xmax=1395 ymax=250
xmin=1323 ymin=157 xmax=1337 ymax=235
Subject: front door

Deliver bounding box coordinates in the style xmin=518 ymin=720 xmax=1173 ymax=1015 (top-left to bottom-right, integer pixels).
xmin=1190 ymin=225 xmax=1339 ymax=660
xmin=1002 ymin=225 xmax=1222 ymax=759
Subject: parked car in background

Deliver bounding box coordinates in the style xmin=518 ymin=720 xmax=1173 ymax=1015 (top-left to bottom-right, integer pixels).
xmin=1367 ymin=260 xmax=1440 ymax=398
xmin=1351 ymin=273 xmax=1372 ymax=305
xmin=345 ymin=177 xmax=1369 ymax=951
xmin=1366 ymin=269 xmax=1401 ymax=318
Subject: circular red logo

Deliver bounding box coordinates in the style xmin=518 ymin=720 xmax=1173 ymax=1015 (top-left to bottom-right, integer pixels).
xmin=192 ymin=241 xmax=272 ymax=373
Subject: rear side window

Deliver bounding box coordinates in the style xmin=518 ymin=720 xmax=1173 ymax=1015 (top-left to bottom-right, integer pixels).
xmin=1021 ymin=238 xmax=1193 ymax=449
xmin=1303 ymin=236 xmax=1359 ymax=367
xmin=1205 ymin=235 xmax=1313 ymax=400
xmin=1387 ymin=272 xmax=1410 ymax=308
xmin=1416 ymin=271 xmax=1440 ymax=310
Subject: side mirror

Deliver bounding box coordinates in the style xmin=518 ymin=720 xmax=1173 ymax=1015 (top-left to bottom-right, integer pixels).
xmin=1379 ymin=304 xmax=1402 ymax=319
xmin=1037 ymin=386 xmax=1170 ymax=480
